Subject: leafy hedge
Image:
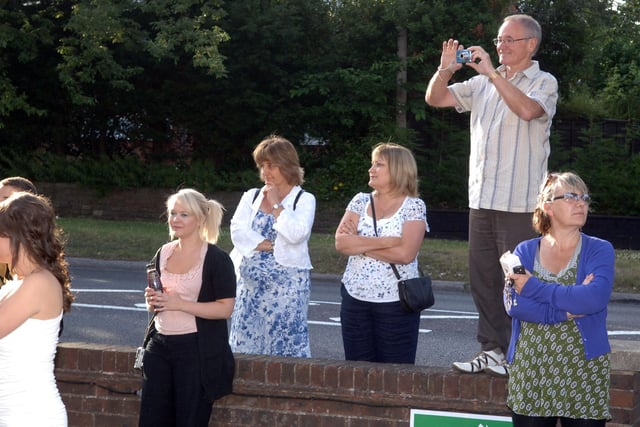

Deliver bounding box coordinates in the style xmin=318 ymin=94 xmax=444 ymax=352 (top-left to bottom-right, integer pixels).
xmin=1 ymin=118 xmax=638 ymax=216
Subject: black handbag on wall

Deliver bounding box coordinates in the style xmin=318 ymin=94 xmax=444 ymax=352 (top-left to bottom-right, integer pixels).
xmin=369 ymin=194 xmax=434 ymax=313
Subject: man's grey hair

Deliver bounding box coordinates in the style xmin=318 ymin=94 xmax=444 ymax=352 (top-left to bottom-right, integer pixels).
xmin=503 ymin=14 xmax=542 ymax=56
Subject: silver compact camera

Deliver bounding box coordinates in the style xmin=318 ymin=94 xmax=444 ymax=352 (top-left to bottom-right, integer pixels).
xmin=456 ymin=49 xmax=473 ymax=63
xmin=134 ymin=346 xmax=145 ymax=370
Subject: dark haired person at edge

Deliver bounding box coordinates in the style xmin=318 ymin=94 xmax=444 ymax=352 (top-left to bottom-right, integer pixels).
xmin=505 ymin=172 xmax=613 ymax=427
xmin=425 ymin=14 xmax=558 ymax=376
xmin=335 ymin=142 xmax=428 ymax=364
xmin=0 ymin=192 xmax=74 ymax=425
xmin=0 ymin=176 xmax=37 ymax=285
xmin=138 ymin=189 xmax=236 ymax=427
xmin=229 ymin=135 xmax=315 ymax=357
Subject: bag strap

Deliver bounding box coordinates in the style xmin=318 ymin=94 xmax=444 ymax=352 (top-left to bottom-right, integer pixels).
xmin=369 ymin=193 xmax=401 ymax=280
xmin=292 ymin=189 xmax=304 ymax=210
xmin=252 ymin=188 xmax=304 ymax=210
xmin=142 ymin=249 xmax=161 ymax=347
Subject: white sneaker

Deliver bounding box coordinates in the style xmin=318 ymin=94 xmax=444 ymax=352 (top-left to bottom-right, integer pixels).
xmin=452 ymin=349 xmax=505 ymax=374
xmin=485 ymin=362 xmax=509 ymax=377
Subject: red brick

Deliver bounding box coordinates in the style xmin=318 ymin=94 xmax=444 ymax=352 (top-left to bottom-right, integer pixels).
xmin=54 ymin=343 xmax=639 ymax=427
xmin=266 ymin=359 xmax=282 ymax=384
xmin=338 ymin=365 xmax=355 ymax=390
xmin=459 ymin=374 xmax=476 ymax=399
xmin=443 ymin=373 xmax=460 ymax=398
xmin=77 ymin=348 xmax=103 ymax=372
xmin=236 ymin=355 xmax=253 ymax=379
xmin=281 ymin=360 xmax=295 ymax=385
xmin=353 ymin=365 xmax=367 ymax=391
xmin=116 ymin=350 xmax=134 ymax=373
xmin=325 ymin=364 xmax=339 ymax=389
xmin=428 ymin=371 xmax=444 ymax=396
xmin=56 ymin=346 xmax=79 ymax=370
xmin=490 ymin=377 xmax=507 ymax=402
xmin=94 ymin=413 xmax=137 ymax=427
xmin=610 ymin=388 xmax=635 ymax=409
xmin=294 ymin=361 xmax=311 ymax=386
xmin=251 ymin=358 xmax=267 ymax=382
xmin=611 ymin=371 xmax=636 ymax=389
xmin=67 ymin=411 xmax=94 ymax=427
xmin=608 ymin=406 xmax=631 ymax=424
xmin=102 ymin=350 xmax=116 ymax=372
xmin=310 ymin=363 xmax=325 ymax=387
xmin=367 ymin=366 xmax=384 ymax=392
xmin=475 ymin=374 xmax=491 ymax=398
xmin=397 ymin=369 xmax=414 ymax=394
xmin=383 ymin=368 xmax=398 ymax=394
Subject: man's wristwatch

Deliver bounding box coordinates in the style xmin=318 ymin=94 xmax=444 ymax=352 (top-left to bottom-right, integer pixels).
xmin=273 ymin=203 xmax=281 ymax=210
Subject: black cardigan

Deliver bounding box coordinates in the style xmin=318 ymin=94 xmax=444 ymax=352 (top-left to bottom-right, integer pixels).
xmin=196 ymin=244 xmax=236 ymax=402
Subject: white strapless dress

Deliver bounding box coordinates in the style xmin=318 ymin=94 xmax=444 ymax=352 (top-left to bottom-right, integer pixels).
xmin=0 ymin=282 xmax=67 ymax=426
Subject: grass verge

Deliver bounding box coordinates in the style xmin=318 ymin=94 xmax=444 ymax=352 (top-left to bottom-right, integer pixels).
xmin=58 ymin=217 xmax=638 ymax=294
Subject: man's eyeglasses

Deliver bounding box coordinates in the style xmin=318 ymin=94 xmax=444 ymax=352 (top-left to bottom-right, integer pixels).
xmin=493 ymin=37 xmax=533 ymax=46
xmin=549 ymin=192 xmax=592 ymax=204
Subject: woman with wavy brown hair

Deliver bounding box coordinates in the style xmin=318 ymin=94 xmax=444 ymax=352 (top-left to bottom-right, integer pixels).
xmin=0 ymin=176 xmax=37 ymax=285
xmin=0 ymin=192 xmax=74 ymax=426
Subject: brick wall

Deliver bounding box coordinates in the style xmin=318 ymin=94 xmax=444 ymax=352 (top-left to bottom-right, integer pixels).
xmin=55 ymin=341 xmax=639 ymax=427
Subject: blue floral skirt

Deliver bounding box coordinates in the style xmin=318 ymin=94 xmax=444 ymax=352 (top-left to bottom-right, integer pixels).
xmin=229 ymin=250 xmax=311 ymax=358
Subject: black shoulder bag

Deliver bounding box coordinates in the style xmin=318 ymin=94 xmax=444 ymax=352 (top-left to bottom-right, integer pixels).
xmin=369 ymin=193 xmax=434 ymax=312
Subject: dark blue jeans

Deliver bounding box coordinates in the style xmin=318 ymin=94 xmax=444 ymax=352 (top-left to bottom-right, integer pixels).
xmin=139 ymin=332 xmax=212 ymax=427
xmin=340 ymin=283 xmax=421 ymax=364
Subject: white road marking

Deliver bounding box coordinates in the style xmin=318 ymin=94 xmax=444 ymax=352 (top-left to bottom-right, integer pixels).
xmin=71 ymin=293 xmax=640 ymax=338
xmin=73 ymin=303 xmax=146 ymax=311
xmin=73 ymin=289 xmax=142 ymax=293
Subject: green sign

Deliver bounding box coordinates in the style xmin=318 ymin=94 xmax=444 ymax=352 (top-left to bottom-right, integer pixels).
xmin=411 ymin=409 xmax=513 ymax=427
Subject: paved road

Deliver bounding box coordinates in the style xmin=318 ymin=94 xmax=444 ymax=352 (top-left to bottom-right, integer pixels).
xmin=62 ymin=258 xmax=640 ymax=368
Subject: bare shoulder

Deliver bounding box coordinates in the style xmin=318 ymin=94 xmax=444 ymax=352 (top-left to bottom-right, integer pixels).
xmin=21 ymin=269 xmax=63 ymax=319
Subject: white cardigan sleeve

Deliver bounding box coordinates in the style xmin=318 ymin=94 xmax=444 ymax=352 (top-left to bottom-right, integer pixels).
xmin=272 ymin=190 xmax=315 ymax=245
xmin=229 ymin=188 xmax=265 ymax=257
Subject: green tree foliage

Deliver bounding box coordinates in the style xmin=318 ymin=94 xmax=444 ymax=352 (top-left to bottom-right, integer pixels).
xmin=0 ymin=2 xmax=63 ymax=131
xmin=0 ymin=0 xmax=638 ymax=215
xmin=570 ymin=123 xmax=640 ymax=215
xmin=58 ymin=0 xmax=228 ymax=105
xmin=517 ymin=0 xmax=615 ymax=97
xmin=203 ymin=0 xmax=341 ymax=169
xmin=1 ymin=0 xmax=229 ymax=158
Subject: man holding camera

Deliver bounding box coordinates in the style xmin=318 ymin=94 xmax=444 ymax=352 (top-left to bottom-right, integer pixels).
xmin=425 ymin=14 xmax=558 ymax=377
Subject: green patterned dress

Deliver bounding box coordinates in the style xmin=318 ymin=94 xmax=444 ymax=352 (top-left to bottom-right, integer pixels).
xmin=507 ymin=237 xmax=610 ymax=419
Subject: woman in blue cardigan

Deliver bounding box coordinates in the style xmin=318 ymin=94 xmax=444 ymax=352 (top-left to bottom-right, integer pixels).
xmin=502 ymin=172 xmax=614 ymax=427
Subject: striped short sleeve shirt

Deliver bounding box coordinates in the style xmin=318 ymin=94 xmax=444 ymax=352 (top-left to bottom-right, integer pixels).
xmin=449 ymin=61 xmax=558 ymax=213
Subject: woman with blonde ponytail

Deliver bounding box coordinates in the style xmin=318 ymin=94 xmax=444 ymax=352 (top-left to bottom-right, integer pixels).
xmin=139 ymin=188 xmax=236 ymax=427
